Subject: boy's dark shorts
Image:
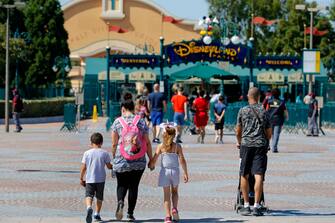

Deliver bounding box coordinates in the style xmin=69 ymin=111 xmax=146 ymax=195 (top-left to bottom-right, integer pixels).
xmin=85 ymin=182 xmax=105 ymax=201
xmin=214 ymin=121 xmax=224 ymax=130
xmin=240 ymin=146 xmax=267 ymax=176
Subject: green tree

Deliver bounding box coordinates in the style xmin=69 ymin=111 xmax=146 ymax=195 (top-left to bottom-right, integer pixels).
xmin=207 ymin=0 xmax=335 ymax=79
xmin=24 ymin=0 xmax=70 ymax=87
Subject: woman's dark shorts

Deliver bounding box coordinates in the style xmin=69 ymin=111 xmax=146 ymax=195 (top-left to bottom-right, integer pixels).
xmin=240 ymin=146 xmax=267 ymax=176
xmin=85 ymin=182 xmax=105 ymax=201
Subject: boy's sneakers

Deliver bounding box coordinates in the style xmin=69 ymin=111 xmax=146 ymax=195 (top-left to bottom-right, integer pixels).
xmin=164 ymin=216 xmax=172 ymax=223
xmin=240 ymin=206 xmax=251 ymax=216
xmin=93 ymin=214 xmax=102 ymax=222
xmin=252 ymin=207 xmax=264 ymax=216
xmin=127 ymin=214 xmax=136 ymax=222
xmin=172 ymin=208 xmax=180 ymax=221
xmin=86 ymin=207 xmax=93 ymax=223
xmin=115 ymin=201 xmax=124 ymax=220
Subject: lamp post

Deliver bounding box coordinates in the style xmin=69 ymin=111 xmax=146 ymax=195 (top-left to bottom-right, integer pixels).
xmin=296 ymin=4 xmax=319 ymax=94
xmin=52 ymin=56 xmax=71 ymax=97
xmin=1 ymin=0 xmax=25 ymax=133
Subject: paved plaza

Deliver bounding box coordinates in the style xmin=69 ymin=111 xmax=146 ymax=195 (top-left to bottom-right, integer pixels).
xmin=1 ymin=119 xmax=335 ymax=222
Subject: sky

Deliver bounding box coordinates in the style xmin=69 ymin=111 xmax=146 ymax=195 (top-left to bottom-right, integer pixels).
xmin=59 ymin=0 xmax=332 ymax=20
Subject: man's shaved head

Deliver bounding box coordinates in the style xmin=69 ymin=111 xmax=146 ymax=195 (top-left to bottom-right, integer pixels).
xmin=248 ymin=87 xmax=260 ymax=101
xmin=153 ymin=83 xmax=160 ymax=92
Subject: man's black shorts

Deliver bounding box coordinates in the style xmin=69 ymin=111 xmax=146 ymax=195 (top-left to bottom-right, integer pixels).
xmin=214 ymin=121 xmax=224 ymax=130
xmin=240 ymin=146 xmax=267 ymax=176
xmin=85 ymin=182 xmax=105 ymax=201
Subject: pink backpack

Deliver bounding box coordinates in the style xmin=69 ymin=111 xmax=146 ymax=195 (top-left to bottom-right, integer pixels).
xmin=118 ymin=115 xmax=147 ymax=160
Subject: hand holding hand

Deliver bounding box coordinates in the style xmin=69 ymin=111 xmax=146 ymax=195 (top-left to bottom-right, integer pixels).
xmin=183 ymin=173 xmax=189 ymax=183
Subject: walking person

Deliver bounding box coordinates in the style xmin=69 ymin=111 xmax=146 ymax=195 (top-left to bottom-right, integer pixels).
xmin=192 ymin=90 xmax=209 ymax=144
xmin=307 ymin=93 xmax=319 ymax=136
xmin=171 ymin=86 xmax=188 ymax=143
xmin=12 ymin=89 xmax=24 ymax=132
xmin=149 ymin=126 xmax=188 ymax=223
xmin=148 ymin=83 xmax=167 ymax=143
xmin=80 ymin=133 xmax=113 ymax=223
xmin=266 ymin=88 xmax=289 ymax=153
xmin=111 ymin=99 xmax=153 ymax=222
xmin=214 ymin=95 xmax=226 ymax=144
xmin=236 ymin=87 xmax=272 ymax=216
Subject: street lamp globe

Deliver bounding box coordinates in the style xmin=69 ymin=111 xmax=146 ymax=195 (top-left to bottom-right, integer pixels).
xmin=203 ymin=35 xmax=212 ymax=45
xmin=222 ymin=37 xmax=230 ymax=46
xmin=231 ymin=35 xmax=240 ymax=45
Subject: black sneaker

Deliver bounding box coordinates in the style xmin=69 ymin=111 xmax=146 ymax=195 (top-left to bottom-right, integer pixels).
xmin=93 ymin=214 xmax=102 ymax=222
xmin=240 ymin=206 xmax=251 ymax=216
xmin=127 ymin=214 xmax=135 ymax=222
xmin=252 ymin=207 xmax=264 ymax=216
xmin=86 ymin=207 xmax=93 ymax=223
xmin=115 ymin=201 xmax=124 ymax=220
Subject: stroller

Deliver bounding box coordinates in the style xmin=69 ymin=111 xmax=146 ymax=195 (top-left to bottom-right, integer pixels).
xmin=234 ymin=169 xmax=269 ymax=214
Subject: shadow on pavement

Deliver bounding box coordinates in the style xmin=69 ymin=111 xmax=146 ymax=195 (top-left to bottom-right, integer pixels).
xmin=270 ymin=209 xmax=335 ymax=217
xmin=130 ymin=218 xmax=245 ymax=223
xmin=16 ymin=169 xmax=79 ymax=174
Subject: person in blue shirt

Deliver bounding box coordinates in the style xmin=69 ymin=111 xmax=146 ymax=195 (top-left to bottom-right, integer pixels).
xmin=214 ymin=96 xmax=226 ymax=144
xmin=148 ymin=84 xmax=167 ymax=143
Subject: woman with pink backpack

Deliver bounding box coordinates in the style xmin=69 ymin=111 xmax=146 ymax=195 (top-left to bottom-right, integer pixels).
xmin=111 ymin=99 xmax=153 ymax=222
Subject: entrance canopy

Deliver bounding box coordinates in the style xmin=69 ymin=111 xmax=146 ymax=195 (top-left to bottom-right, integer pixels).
xmin=169 ymin=63 xmax=237 ymax=81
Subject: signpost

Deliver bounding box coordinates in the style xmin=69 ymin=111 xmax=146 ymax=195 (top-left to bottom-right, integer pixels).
xmin=303 ymin=50 xmax=321 ymax=94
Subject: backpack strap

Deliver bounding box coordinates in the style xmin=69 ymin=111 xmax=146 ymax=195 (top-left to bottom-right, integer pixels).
xmin=132 ymin=115 xmax=141 ymax=126
xmin=118 ymin=117 xmax=128 ymax=129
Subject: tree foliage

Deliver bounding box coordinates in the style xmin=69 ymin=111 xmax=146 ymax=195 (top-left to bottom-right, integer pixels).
xmin=207 ymin=0 xmax=335 ymax=77
xmin=24 ymin=0 xmax=70 ymax=87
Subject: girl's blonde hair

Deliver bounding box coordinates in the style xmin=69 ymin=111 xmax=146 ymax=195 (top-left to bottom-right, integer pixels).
xmin=162 ymin=127 xmax=176 ymax=153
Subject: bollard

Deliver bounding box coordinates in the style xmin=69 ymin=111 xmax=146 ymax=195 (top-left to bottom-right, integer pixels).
xmin=92 ymin=105 xmax=98 ymax=122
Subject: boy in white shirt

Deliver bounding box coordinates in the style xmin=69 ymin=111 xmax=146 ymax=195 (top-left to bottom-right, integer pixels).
xmin=80 ymin=133 xmax=112 ymax=223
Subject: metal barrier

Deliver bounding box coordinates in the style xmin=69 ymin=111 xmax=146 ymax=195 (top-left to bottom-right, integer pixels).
xmin=60 ymin=103 xmax=77 ymax=132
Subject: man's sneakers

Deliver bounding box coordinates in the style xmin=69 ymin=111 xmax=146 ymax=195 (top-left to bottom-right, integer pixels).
xmin=240 ymin=206 xmax=251 ymax=216
xmin=252 ymin=206 xmax=264 ymax=216
xmin=115 ymin=201 xmax=124 ymax=220
xmin=86 ymin=207 xmax=93 ymax=223
xmin=240 ymin=206 xmax=264 ymax=216
xmin=152 ymin=138 xmax=161 ymax=143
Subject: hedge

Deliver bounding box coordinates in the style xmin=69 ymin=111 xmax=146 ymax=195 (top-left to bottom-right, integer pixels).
xmin=0 ymin=97 xmax=75 ymax=118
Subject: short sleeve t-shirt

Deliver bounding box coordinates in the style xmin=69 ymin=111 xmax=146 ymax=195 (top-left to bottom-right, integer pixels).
xmin=267 ymin=98 xmax=287 ymax=126
xmin=214 ymin=102 xmax=226 ymax=116
xmin=171 ymin=95 xmax=187 ymax=113
xmin=81 ymin=149 xmax=111 ymax=183
xmin=148 ymin=92 xmax=166 ymax=112
xmin=111 ymin=115 xmax=149 ymax=172
xmin=237 ymin=104 xmax=271 ymax=148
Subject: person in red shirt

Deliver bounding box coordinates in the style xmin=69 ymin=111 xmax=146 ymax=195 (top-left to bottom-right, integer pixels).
xmin=171 ymin=87 xmax=188 ymax=143
xmin=192 ymin=90 xmax=209 ymax=144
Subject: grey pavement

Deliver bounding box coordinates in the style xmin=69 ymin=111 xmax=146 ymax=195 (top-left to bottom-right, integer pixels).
xmin=1 ymin=119 xmax=335 ymax=222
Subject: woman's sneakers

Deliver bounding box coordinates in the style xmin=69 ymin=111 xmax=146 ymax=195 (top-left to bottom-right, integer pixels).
xmin=115 ymin=201 xmax=124 ymax=220
xmin=93 ymin=213 xmax=102 ymax=222
xmin=127 ymin=214 xmax=136 ymax=222
xmin=172 ymin=208 xmax=180 ymax=221
xmin=164 ymin=216 xmax=172 ymax=223
xmin=86 ymin=207 xmax=93 ymax=223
